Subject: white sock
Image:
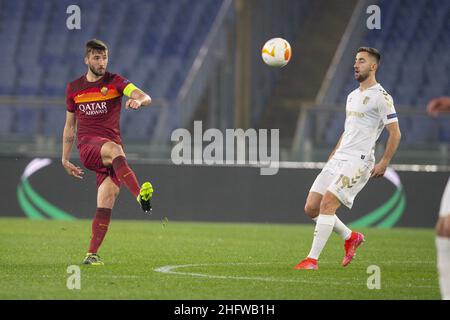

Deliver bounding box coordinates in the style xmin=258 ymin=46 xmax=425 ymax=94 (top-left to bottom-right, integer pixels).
xmin=312 ymin=215 xmax=352 ymax=240
xmin=436 ymin=237 xmax=450 ymax=300
xmin=308 ymin=214 xmax=336 ymax=260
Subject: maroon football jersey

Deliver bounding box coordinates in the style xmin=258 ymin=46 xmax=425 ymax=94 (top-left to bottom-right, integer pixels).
xmin=66 ymin=72 xmax=131 ymax=145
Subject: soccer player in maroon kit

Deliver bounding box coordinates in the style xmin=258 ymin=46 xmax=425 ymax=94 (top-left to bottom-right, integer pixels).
xmin=62 ymin=39 xmax=154 ymax=265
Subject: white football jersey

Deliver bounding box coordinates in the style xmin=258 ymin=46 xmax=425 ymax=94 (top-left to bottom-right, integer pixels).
xmin=334 ymin=83 xmax=398 ymax=161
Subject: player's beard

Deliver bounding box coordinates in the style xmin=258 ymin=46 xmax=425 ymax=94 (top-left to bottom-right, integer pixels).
xmin=355 ymin=70 xmax=369 ymax=82
xmin=89 ymin=65 xmax=106 ymax=77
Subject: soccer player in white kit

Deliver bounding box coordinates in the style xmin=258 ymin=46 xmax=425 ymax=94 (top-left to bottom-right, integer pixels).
xmin=427 ymin=96 xmax=450 ymax=299
xmin=295 ymin=47 xmax=402 ymax=270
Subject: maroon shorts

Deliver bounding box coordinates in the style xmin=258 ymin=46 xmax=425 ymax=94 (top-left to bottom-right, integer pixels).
xmin=77 ymin=137 xmax=121 ymax=189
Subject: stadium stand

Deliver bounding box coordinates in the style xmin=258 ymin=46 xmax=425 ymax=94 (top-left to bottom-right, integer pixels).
xmin=0 ymin=0 xmax=223 ymax=138
xmin=0 ymin=0 xmax=447 ymax=149
xmin=331 ymin=0 xmax=450 ymax=143
xmin=339 ymin=0 xmax=449 ymax=106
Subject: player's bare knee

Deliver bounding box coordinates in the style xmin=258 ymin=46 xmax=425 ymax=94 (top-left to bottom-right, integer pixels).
xmin=99 ymin=192 xmax=118 ymax=209
xmin=304 ymin=203 xmax=319 ymax=218
xmin=102 ymin=142 xmax=124 ymax=161
xmin=320 ymin=194 xmax=339 ymax=214
xmin=97 ymin=179 xmax=120 ymax=208
xmin=110 ymin=144 xmax=124 ymax=159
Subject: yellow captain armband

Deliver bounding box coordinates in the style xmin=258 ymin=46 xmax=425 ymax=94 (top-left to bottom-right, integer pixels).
xmin=123 ymin=83 xmax=138 ymax=98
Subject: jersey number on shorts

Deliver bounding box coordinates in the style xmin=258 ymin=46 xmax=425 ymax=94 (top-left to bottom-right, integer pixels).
xmin=335 ymin=168 xmax=363 ymax=189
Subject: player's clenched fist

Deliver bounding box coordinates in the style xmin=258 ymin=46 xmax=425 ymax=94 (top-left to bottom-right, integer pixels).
xmin=62 ymin=159 xmax=84 ymax=179
xmin=125 ymin=99 xmax=142 ymax=110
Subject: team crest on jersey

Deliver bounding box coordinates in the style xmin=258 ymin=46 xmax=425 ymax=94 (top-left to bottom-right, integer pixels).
xmin=101 ymin=86 xmax=108 ymax=96
xmin=363 ymin=96 xmax=370 ymax=105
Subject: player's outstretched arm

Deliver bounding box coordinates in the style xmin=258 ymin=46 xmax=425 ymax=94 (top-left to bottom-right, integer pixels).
xmin=371 ymin=122 xmax=401 ymax=178
xmin=61 ymin=111 xmax=84 ymax=179
xmin=125 ymin=87 xmax=152 ymax=110
xmin=427 ymin=96 xmax=450 ymax=117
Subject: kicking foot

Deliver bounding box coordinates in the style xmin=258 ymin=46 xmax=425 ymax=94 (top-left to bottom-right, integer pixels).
xmin=294 ymin=257 xmax=318 ymax=270
xmin=82 ymin=253 xmax=104 ymax=266
xmin=137 ymin=182 xmax=153 ymax=213
xmin=342 ymin=231 xmax=365 ymax=267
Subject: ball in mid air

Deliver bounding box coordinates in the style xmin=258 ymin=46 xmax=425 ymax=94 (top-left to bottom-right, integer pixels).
xmin=261 ymin=38 xmax=292 ymax=68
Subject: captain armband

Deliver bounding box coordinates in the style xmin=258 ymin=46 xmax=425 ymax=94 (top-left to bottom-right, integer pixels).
xmin=123 ymin=83 xmax=138 ymax=98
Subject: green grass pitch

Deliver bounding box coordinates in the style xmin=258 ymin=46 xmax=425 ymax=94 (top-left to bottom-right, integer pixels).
xmin=0 ymin=217 xmax=440 ymax=299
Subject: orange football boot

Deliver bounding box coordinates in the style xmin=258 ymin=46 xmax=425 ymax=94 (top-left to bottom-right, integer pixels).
xmin=294 ymin=257 xmax=318 ymax=270
xmin=342 ymin=231 xmax=365 ymax=267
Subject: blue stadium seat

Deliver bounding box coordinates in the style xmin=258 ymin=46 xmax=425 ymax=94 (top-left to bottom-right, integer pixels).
xmin=438 ymin=118 xmax=450 ymax=142
xmin=42 ymin=65 xmax=71 ymax=96
xmin=121 ymin=111 xmax=153 ymax=139
xmin=403 ymin=115 xmax=439 ymax=144
xmin=0 ymin=35 xmax=19 ymax=59
xmin=41 ymin=107 xmax=66 ymax=136
xmin=0 ymin=107 xmax=14 ymax=135
xmin=14 ymin=108 xmax=40 ymax=136
xmin=0 ymin=66 xmax=17 ymax=95
xmin=16 ymin=66 xmax=43 ymax=96
xmin=325 ymin=114 xmax=345 ymax=145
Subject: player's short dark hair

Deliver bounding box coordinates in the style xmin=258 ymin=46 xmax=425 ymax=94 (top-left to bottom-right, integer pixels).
xmin=357 ymin=47 xmax=381 ymax=64
xmin=85 ymin=39 xmax=108 ymax=57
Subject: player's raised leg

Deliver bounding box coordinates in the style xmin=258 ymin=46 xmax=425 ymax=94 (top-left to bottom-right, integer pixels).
xmin=295 ymin=192 xmax=341 ymax=270
xmin=101 ymin=141 xmax=153 ymax=212
xmin=83 ymin=177 xmax=119 ymax=265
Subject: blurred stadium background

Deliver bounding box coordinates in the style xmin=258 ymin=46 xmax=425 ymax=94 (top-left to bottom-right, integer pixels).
xmin=0 ymin=0 xmax=448 ymax=162
xmin=0 ymin=0 xmax=449 ymax=301
xmin=0 ymin=0 xmax=448 ymax=225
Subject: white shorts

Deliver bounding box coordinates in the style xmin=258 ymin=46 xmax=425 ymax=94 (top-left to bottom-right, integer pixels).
xmin=439 ymin=177 xmax=450 ymax=218
xmin=310 ymin=157 xmax=374 ymax=209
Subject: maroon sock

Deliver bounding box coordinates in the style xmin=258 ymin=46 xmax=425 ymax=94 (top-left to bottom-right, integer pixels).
xmin=88 ymin=208 xmax=112 ymax=254
xmin=112 ymin=155 xmax=140 ymax=198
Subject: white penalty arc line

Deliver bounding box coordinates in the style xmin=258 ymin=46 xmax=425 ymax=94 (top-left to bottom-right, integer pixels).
xmin=155 ymin=262 xmax=310 ymax=284
xmin=153 ymin=262 xmax=437 ymax=288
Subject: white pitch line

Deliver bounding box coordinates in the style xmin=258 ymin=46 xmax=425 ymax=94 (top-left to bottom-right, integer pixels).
xmin=153 ymin=262 xmax=438 ymax=289
xmin=154 ymin=262 xmax=324 ymax=284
